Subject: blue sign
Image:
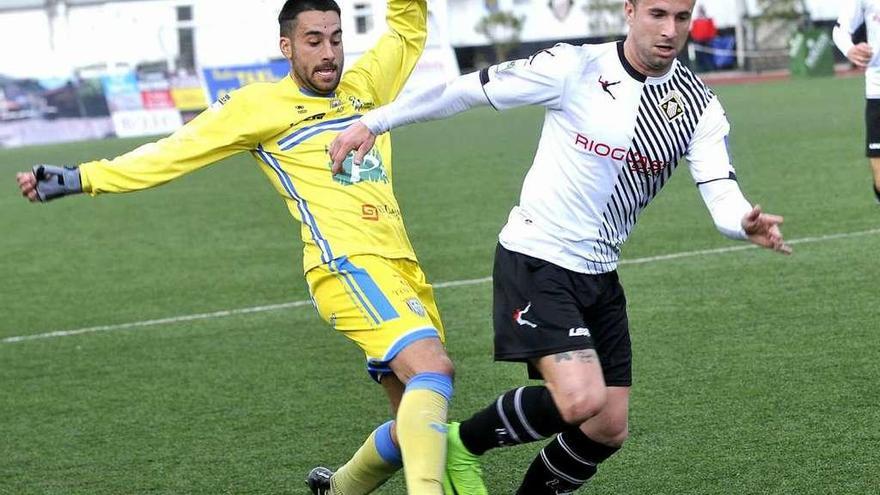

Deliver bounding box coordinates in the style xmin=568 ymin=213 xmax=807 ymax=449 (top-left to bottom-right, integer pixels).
xmin=101 ymin=72 xmax=142 ymax=111
xmin=202 ymin=60 xmax=290 ymax=102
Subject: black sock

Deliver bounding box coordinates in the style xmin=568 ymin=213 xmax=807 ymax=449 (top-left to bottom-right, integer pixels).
xmin=458 ymin=386 xmax=569 ymax=455
xmin=874 ymin=185 xmax=880 ymax=202
xmin=516 ymin=428 xmax=620 ymax=495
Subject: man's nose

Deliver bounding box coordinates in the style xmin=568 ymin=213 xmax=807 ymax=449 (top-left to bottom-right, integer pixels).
xmin=660 ymin=17 xmax=677 ymax=38
xmin=320 ymin=41 xmax=336 ymax=60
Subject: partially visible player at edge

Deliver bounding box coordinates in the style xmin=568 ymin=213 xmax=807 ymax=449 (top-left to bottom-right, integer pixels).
xmin=15 ymin=1 xmax=453 ymax=494
xmin=833 ymin=0 xmax=880 ymax=204
xmin=330 ymin=0 xmax=791 ymax=493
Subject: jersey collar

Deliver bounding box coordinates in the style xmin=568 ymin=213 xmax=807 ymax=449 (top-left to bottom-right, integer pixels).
xmin=287 ymin=73 xmax=337 ymax=98
xmin=616 ymin=41 xmax=677 ymax=85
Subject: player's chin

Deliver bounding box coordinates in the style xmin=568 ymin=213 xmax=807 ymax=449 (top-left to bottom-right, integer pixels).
xmin=310 ymin=73 xmax=340 ymax=94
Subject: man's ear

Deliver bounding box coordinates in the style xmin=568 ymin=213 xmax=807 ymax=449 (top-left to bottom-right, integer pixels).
xmin=280 ymin=37 xmax=293 ymax=59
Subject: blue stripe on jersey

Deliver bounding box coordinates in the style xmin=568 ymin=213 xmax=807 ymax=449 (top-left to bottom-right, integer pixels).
xmin=334 ymin=256 xmax=400 ymax=322
xmin=277 ymin=114 xmax=362 ymax=150
xmin=375 ymin=421 xmax=403 ymax=466
xmin=254 ymin=145 xmax=333 ymax=263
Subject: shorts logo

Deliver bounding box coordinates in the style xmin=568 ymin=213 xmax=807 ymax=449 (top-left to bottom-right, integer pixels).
xmin=569 ymin=327 xmax=591 ymax=337
xmin=406 ymin=298 xmax=427 ymax=317
xmin=513 ymin=303 xmax=538 ymax=328
xmin=869 ymin=143 xmax=880 ymax=150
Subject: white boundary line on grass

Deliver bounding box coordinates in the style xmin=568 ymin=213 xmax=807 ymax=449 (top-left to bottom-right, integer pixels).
xmin=4 ymin=227 xmax=880 ymax=344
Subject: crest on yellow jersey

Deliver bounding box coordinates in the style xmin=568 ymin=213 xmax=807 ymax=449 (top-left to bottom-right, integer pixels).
xmin=331 ymin=148 xmax=388 ymax=186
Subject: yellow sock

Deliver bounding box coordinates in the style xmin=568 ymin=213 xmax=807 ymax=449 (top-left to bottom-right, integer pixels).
xmin=330 ymin=421 xmax=401 ymax=495
xmin=396 ymin=373 xmax=453 ymax=495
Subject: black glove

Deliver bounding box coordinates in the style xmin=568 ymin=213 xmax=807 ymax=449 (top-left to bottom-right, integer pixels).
xmin=33 ymin=165 xmax=83 ymax=202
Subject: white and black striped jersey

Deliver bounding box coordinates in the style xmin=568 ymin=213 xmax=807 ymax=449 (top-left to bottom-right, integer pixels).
xmin=478 ymin=41 xmax=736 ymax=275
xmin=833 ymin=0 xmax=880 ymax=98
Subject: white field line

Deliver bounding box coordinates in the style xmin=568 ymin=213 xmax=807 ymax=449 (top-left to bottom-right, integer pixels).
xmin=4 ymin=227 xmax=879 ymax=344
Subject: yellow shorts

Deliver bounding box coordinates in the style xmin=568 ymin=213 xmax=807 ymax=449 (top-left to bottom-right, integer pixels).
xmin=306 ymin=254 xmax=445 ymax=380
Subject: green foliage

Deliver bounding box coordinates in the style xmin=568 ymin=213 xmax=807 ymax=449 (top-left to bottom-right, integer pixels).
xmin=2 ymin=76 xmax=880 ymax=493
xmin=756 ymin=0 xmax=808 ymax=21
xmin=474 ymin=10 xmax=524 ymax=63
xmin=582 ymin=0 xmax=626 ymax=39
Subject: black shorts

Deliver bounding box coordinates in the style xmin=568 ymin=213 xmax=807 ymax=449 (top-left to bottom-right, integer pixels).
xmin=866 ymin=99 xmax=880 ymax=157
xmin=492 ymin=244 xmax=632 ymax=386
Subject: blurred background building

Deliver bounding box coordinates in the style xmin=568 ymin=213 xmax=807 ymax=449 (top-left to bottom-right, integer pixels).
xmin=0 ymin=0 xmax=848 ymax=147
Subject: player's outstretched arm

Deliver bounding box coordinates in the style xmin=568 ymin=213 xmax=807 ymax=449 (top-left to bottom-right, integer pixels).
xmin=742 ymin=205 xmax=791 ymax=255
xmin=329 ymin=71 xmax=490 ymax=173
xmin=16 ymin=165 xmax=82 ymax=203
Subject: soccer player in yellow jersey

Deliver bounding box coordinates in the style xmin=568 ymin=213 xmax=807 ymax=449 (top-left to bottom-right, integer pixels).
xmin=15 ymin=1 xmax=453 ymax=493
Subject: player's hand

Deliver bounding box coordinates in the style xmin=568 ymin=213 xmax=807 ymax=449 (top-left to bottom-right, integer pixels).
xmin=847 ymin=43 xmax=873 ymax=68
xmin=16 ymin=169 xmax=40 ymax=202
xmin=742 ymin=205 xmax=791 ymax=255
xmin=17 ymin=165 xmax=83 ymax=202
xmin=328 ymin=121 xmax=377 ymax=175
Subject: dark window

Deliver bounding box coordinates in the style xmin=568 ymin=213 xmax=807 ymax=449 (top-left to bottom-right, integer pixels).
xmin=176 ymin=5 xmax=195 ymax=71
xmin=176 ymin=5 xmax=192 ymax=22
xmin=354 ymin=3 xmax=373 ymax=34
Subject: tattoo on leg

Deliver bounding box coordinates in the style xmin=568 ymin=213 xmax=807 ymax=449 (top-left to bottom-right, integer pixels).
xmin=574 ymin=350 xmax=597 ymax=363
xmin=553 ymin=350 xmax=597 ymax=364
xmin=554 ymin=352 xmax=574 ymax=363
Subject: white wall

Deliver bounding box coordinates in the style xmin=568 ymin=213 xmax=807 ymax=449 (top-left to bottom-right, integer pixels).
xmin=448 ymin=0 xmax=845 ymax=48
xmin=0 ymin=0 xmax=847 ymax=80
xmin=0 ymin=9 xmax=57 ymax=79
xmin=700 ymin=0 xmax=841 ymax=28
xmin=0 ymin=0 xmax=455 ymax=79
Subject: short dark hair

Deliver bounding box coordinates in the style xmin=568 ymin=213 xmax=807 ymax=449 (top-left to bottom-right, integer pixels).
xmin=278 ymin=0 xmax=341 ymax=36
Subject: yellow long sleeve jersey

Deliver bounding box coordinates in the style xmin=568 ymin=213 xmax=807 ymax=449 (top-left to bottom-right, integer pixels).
xmin=78 ymin=0 xmax=427 ymax=273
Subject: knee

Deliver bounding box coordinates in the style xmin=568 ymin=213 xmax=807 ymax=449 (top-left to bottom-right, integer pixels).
xmin=416 ymin=351 xmax=454 ymax=380
xmin=429 ymin=355 xmax=455 ymax=381
xmin=556 ymin=388 xmax=608 ymax=425
xmin=602 ymin=423 xmax=629 ymax=448
xmin=390 ymin=339 xmax=455 ymax=382
xmin=587 ymin=416 xmax=629 ymax=448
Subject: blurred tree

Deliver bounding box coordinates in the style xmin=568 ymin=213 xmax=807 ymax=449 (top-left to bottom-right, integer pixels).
xmin=475 ymin=11 xmax=524 ymax=63
xmin=582 ymin=0 xmax=625 ymax=39
xmin=756 ymin=0 xmax=810 ymax=23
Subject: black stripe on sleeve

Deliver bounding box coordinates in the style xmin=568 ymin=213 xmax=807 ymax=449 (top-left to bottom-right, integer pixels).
xmin=479 ymin=67 xmax=490 ymax=86
xmin=478 ymin=68 xmax=499 ymax=110
xmin=696 ymin=171 xmax=738 ymax=186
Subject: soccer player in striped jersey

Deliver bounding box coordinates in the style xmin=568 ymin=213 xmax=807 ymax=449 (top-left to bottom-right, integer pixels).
xmin=833 ymin=0 xmax=880 ymax=203
xmin=330 ymin=0 xmax=791 ymax=493
xmin=15 ymin=1 xmax=453 ymax=493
